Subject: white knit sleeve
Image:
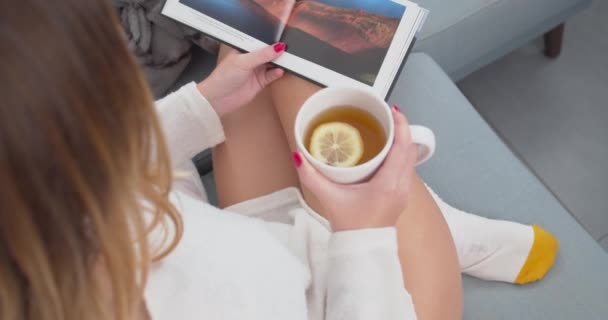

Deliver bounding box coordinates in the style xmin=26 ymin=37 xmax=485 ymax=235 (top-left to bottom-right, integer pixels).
xmin=326 ymin=228 xmax=418 ymax=320
xmin=155 ymin=82 xmax=225 ymax=166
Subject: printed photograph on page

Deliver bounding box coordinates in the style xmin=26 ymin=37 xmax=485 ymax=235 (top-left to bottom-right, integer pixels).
xmin=280 ymin=0 xmax=406 ymax=85
xmin=179 ymin=0 xmax=295 ymax=44
xmin=180 ymin=0 xmax=407 ymax=86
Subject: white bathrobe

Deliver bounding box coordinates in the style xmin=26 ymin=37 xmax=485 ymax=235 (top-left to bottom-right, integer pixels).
xmin=144 ymin=83 xmax=418 ymax=320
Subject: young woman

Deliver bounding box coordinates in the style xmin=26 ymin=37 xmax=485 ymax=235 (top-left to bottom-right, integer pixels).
xmin=0 ymin=1 xmax=557 ymax=320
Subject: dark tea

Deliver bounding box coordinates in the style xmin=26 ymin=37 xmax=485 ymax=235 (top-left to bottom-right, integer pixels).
xmin=305 ymin=106 xmax=387 ymax=165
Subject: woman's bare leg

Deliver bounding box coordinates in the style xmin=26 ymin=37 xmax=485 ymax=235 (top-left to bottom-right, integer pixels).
xmin=212 ymin=46 xmax=299 ymax=208
xmin=269 ymin=74 xmax=463 ymax=320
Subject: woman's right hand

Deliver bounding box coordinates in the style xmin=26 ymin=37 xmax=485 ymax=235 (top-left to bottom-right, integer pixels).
xmin=293 ymin=107 xmax=419 ymax=232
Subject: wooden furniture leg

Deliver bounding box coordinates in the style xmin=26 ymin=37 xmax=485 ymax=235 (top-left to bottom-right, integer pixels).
xmin=544 ymin=23 xmax=565 ymax=58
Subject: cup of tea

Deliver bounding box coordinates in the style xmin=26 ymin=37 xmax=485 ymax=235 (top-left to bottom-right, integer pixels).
xmin=294 ymin=87 xmax=435 ymax=184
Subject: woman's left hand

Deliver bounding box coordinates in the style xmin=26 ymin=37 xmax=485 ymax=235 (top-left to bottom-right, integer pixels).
xmin=197 ymin=43 xmax=286 ymax=117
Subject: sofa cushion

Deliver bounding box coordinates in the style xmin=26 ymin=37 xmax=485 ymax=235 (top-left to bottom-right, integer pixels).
xmin=389 ymin=53 xmax=608 ymax=319
xmin=414 ymin=0 xmax=591 ymax=80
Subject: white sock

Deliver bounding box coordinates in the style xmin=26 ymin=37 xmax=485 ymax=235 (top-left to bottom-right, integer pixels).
xmin=425 ymin=185 xmax=535 ymax=283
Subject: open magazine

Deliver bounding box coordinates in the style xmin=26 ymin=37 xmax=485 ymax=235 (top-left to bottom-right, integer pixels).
xmin=162 ymin=0 xmax=427 ymax=99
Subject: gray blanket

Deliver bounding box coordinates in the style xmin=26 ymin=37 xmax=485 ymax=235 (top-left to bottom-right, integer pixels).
xmin=113 ymin=0 xmax=218 ymax=97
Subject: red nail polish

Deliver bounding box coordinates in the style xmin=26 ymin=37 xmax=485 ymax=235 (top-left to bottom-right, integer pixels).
xmin=292 ymin=152 xmax=302 ymax=168
xmin=273 ymin=42 xmax=286 ymax=53
xmin=393 ymin=105 xmax=400 ymax=112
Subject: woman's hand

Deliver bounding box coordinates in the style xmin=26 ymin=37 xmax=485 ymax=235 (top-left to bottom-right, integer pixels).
xmin=294 ymin=107 xmax=419 ymax=232
xmin=197 ymin=43 xmax=286 ymax=117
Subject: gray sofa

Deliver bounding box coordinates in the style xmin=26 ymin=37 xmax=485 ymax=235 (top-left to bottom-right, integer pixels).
xmin=170 ymin=0 xmax=608 ymax=318
xmin=413 ymin=0 xmax=592 ymax=80
xmin=392 ymin=53 xmax=608 ymax=319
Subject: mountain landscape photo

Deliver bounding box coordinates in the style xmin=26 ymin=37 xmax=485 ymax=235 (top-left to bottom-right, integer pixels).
xmin=279 ymin=0 xmax=405 ymax=84
xmin=181 ymin=0 xmax=406 ymax=85
xmin=283 ymin=0 xmax=401 ymax=53
xmin=180 ymin=0 xmax=291 ymax=43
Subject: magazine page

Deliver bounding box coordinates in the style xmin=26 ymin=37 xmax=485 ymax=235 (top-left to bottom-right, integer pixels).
xmin=163 ymin=0 xmax=296 ymax=48
xmin=279 ymin=0 xmax=408 ymax=87
xmin=176 ymin=0 xmax=295 ymax=44
xmin=377 ymin=1 xmax=426 ymax=97
xmin=162 ymin=0 xmax=424 ymax=98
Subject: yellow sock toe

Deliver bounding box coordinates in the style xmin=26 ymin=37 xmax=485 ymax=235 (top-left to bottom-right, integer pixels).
xmin=515 ymin=225 xmax=559 ymax=285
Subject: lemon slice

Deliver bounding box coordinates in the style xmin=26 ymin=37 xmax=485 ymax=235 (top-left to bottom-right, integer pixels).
xmin=309 ymin=122 xmax=364 ymax=167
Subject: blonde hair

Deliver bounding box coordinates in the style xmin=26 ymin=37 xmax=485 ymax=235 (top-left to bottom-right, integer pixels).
xmin=0 ymin=1 xmax=182 ymax=319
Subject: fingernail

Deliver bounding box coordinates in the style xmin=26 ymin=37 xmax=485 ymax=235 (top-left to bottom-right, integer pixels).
xmin=393 ymin=105 xmax=400 ymax=112
xmin=292 ymin=152 xmax=302 ymax=168
xmin=273 ymin=42 xmax=286 ymax=53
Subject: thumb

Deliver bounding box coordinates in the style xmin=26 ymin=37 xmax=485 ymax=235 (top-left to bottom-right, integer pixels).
xmin=240 ymin=42 xmax=286 ymax=70
xmin=292 ymin=151 xmax=336 ymax=199
xmin=258 ymin=67 xmax=285 ymax=88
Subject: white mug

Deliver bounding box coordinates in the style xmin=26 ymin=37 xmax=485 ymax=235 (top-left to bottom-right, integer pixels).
xmin=294 ymin=87 xmax=435 ymax=184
